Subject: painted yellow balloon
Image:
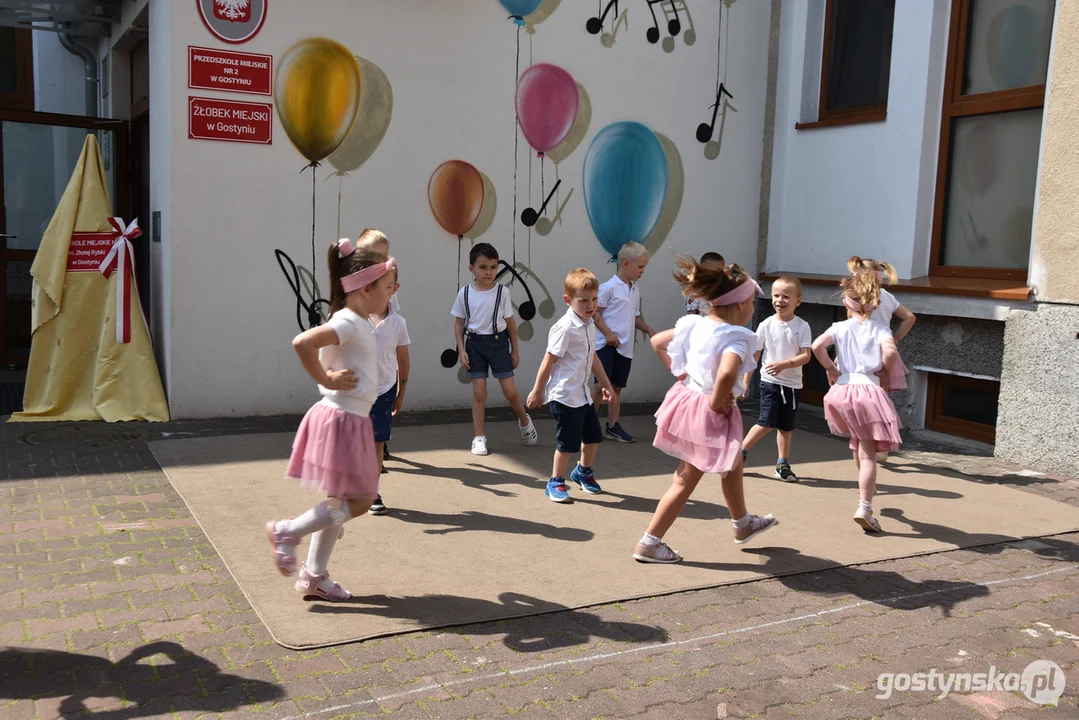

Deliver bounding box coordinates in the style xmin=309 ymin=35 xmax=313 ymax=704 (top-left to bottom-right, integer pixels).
xmin=275 ymin=38 xmax=361 ymax=163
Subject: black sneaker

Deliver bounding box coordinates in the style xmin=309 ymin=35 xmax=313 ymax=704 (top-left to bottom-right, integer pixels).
xmin=774 ymin=463 xmax=798 ymax=483
xmin=368 ymin=495 xmax=387 ymax=515
xmin=384 ymin=444 xmax=390 ymax=460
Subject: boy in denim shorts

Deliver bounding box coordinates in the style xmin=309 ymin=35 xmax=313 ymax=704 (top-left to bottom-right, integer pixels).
xmin=451 ymin=243 xmax=539 ymax=455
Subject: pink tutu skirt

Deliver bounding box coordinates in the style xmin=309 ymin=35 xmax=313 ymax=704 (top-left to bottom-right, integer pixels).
xmin=286 ymin=400 xmax=379 ymax=499
xmin=653 ymin=382 xmax=744 ymax=474
xmin=823 ymin=383 xmax=902 ymax=453
xmin=885 ymin=355 xmax=910 ymax=391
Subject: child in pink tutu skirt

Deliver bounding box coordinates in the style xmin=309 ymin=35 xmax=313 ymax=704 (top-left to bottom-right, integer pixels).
xmin=634 ymin=259 xmax=779 ymax=564
xmin=265 ymin=238 xmax=397 ymax=601
xmin=846 ymin=256 xmax=916 ymax=393
xmin=811 ymin=269 xmax=902 ymax=533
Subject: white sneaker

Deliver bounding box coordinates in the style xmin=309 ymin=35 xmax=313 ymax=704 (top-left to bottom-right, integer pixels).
xmin=471 ymin=436 xmax=489 ymax=455
xmin=519 ymin=415 xmax=538 ymax=446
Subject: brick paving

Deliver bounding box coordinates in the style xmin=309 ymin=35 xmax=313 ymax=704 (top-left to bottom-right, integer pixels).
xmin=1 ymin=405 xmax=1078 ymax=719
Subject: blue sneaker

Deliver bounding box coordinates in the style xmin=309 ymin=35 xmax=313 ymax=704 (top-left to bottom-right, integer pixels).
xmin=570 ymin=465 xmax=602 ymax=494
xmin=545 ymin=478 xmax=571 ymax=503
xmin=605 ymin=422 xmax=634 ymax=443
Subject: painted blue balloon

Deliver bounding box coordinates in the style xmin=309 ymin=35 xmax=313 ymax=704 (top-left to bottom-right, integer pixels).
xmin=583 ymin=122 xmax=668 ymax=259
xmin=993 ymin=5 xmax=1038 ymax=90
xmin=499 ymin=0 xmax=542 ymax=25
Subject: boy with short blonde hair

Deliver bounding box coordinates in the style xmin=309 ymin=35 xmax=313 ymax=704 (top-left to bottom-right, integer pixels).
xmin=592 ymin=242 xmax=656 ymax=443
xmin=528 ymin=269 xmax=615 ymax=503
xmin=742 ymin=276 xmax=812 ymax=482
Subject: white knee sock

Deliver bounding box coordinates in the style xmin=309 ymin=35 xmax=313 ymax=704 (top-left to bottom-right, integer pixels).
xmin=306 ymin=527 xmax=340 ymax=577
xmin=286 ymin=499 xmax=352 ymax=539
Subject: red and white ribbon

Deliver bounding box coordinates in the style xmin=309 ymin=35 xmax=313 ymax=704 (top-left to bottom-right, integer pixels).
xmin=98 ymin=217 xmax=151 ymax=345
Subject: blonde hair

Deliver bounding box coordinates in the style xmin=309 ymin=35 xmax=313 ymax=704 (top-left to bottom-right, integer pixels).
xmin=773 ymin=276 xmax=803 ymax=297
xmin=357 ymin=228 xmax=389 ymax=250
xmin=840 ymin=268 xmax=881 ymax=313
xmin=564 ymin=268 xmax=599 ymax=296
xmin=617 ymin=242 xmax=650 ymax=264
xmin=847 ymin=255 xmax=897 ymax=285
xmin=672 ymin=253 xmax=748 ymax=306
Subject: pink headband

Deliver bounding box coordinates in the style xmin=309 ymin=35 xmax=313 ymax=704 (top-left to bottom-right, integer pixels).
xmin=842 ymin=296 xmax=878 ymax=314
xmin=711 ymin=278 xmax=762 ymax=306
xmin=338 ymin=238 xmax=355 ymax=257
xmin=342 ymin=257 xmax=396 ymax=293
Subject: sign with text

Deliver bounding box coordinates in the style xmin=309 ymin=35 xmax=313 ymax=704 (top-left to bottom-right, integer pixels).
xmin=188 ymin=96 xmax=272 ymax=144
xmin=189 ymin=46 xmax=272 ymax=95
xmin=67 ymin=232 xmax=115 ymax=272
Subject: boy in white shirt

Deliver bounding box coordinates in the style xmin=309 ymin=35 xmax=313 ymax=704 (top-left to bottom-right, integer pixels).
xmin=741 ymin=276 xmax=812 ymax=482
xmin=528 ymin=269 xmax=615 ymax=503
xmin=367 ymin=262 xmax=410 ymax=516
xmin=592 ymin=242 xmax=656 ymax=443
xmin=451 ymin=243 xmax=539 ymax=456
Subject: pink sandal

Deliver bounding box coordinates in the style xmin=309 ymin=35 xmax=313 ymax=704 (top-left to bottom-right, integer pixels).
xmin=733 ymin=514 xmax=779 ymax=544
xmin=295 ymin=565 xmax=352 ymax=601
xmin=265 ymin=520 xmax=299 ymax=576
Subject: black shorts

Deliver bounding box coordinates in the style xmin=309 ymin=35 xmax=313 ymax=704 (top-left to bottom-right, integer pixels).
xmin=465 ymin=332 xmax=514 ymax=379
xmin=595 ymin=345 xmax=632 ymax=388
xmin=370 ymin=383 xmax=397 ymax=443
xmin=757 ymin=381 xmax=801 ymax=432
xmin=549 ymin=401 xmax=604 ymax=453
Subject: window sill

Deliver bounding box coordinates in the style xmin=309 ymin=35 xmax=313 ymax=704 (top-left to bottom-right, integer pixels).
xmin=759 ymin=272 xmax=1031 ymax=301
xmin=795 ymin=111 xmax=887 ymax=131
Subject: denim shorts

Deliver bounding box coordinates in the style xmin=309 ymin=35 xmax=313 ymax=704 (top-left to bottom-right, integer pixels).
xmin=596 ymin=345 xmax=632 ymax=388
xmin=465 ymin=332 xmax=514 ymax=379
xmin=549 ymin=401 xmax=603 ymax=453
xmin=370 ymin=383 xmax=397 ymax=443
xmin=757 ymin=381 xmax=801 ymax=432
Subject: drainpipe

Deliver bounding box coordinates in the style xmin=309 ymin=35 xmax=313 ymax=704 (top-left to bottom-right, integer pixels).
xmin=56 ymin=23 xmax=98 ymax=117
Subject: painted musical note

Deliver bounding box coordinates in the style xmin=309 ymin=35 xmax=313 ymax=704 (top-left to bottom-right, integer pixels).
xmin=661 ymin=0 xmax=695 ymax=51
xmin=586 ymin=0 xmax=619 ymax=35
xmin=535 ymin=186 xmax=574 ymax=237
xmin=521 ymin=179 xmax=562 ymax=228
xmin=646 ymin=0 xmax=679 ymax=44
xmin=695 ymin=84 xmax=734 ymax=143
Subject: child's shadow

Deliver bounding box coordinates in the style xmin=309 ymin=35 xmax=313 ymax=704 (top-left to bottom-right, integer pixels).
xmin=879 ymin=508 xmax=1079 ymax=560
xmin=387 ymin=456 xmax=535 ymax=498
xmin=389 ymin=507 xmax=593 ymax=542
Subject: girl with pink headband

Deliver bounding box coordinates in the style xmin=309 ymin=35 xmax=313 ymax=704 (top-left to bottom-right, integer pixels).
xmin=633 ymin=257 xmax=779 ymax=564
xmin=811 ymin=268 xmax=902 ymax=533
xmin=265 ymin=237 xmax=398 ymax=600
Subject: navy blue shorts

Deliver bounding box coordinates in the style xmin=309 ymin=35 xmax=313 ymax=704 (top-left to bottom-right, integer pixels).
xmin=370 ymin=383 xmax=397 ymax=443
xmin=757 ymin=381 xmax=801 ymax=432
xmin=549 ymin=401 xmax=604 ymax=453
xmin=465 ymin=333 xmax=514 ymax=379
xmin=596 ymin=345 xmax=632 ymax=388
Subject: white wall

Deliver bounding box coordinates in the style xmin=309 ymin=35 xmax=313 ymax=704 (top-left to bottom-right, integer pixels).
xmin=160 ymin=0 xmax=774 ymax=418
xmin=765 ymin=0 xmax=951 ymax=279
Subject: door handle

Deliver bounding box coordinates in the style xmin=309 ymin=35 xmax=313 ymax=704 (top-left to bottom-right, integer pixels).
xmin=0 ymin=234 xmax=16 ymax=239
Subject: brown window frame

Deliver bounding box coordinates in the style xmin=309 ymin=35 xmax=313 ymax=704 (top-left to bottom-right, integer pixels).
xmin=0 ymin=28 xmax=34 ymax=112
xmin=929 ymin=0 xmax=1048 ymax=281
xmin=924 ymin=372 xmax=998 ymax=445
xmin=796 ymin=0 xmax=894 ymax=130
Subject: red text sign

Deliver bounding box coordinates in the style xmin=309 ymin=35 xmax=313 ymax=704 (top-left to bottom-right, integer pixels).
xmin=188 ymin=96 xmax=272 ymax=144
xmin=189 ymin=46 xmax=272 ymax=95
xmin=67 ymin=232 xmax=115 ymax=272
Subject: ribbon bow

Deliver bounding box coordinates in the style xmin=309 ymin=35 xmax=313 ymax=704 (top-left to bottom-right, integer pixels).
xmin=98 ymin=217 xmax=150 ymax=344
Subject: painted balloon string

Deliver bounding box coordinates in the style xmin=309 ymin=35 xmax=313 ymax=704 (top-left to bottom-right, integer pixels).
xmin=301 ymin=160 xmax=321 ymax=314
xmin=511 ymin=21 xmax=522 ymax=280
xmin=274 ymin=248 xmax=329 ymax=333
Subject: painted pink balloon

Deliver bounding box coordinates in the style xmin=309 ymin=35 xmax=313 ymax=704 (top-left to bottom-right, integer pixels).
xmin=515 ymin=63 xmax=579 ymax=155
xmin=967 ymin=122 xmax=1001 ymax=196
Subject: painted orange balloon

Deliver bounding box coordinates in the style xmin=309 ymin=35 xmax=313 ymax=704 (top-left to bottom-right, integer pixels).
xmin=428 ymin=160 xmax=484 ymax=237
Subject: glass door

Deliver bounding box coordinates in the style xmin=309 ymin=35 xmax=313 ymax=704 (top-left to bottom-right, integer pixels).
xmin=0 ymin=109 xmax=127 ymax=366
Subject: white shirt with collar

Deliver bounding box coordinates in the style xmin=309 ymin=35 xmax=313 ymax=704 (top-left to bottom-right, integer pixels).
xmin=369 ymin=308 xmax=411 ymax=396
xmin=594 ymin=274 xmax=641 ymax=360
xmin=543 ymin=307 xmax=597 ymax=408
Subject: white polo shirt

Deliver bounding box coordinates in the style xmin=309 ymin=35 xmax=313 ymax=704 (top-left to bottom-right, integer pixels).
xmin=594 ymin=275 xmax=640 ymax=360
xmin=369 ymin=308 xmax=410 ymax=396
xmin=543 ymin=307 xmax=597 ymax=408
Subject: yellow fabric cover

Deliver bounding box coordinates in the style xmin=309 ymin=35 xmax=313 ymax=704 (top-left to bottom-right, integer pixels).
xmin=10 ymin=135 xmax=169 ymax=422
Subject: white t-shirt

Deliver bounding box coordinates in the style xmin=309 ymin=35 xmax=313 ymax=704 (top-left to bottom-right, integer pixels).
xmin=826 ymin=319 xmax=892 ymax=376
xmin=390 ymin=292 xmax=400 ymax=313
xmin=369 ymin=309 xmax=411 ymax=396
xmin=450 ymin=283 xmax=513 ymax=334
xmin=869 ymin=289 xmax=899 ymax=332
xmin=543 ymin=307 xmax=596 ymax=408
xmin=668 ymin=315 xmax=758 ymax=398
xmin=755 ymin=315 xmax=813 ymax=389
xmin=595 ymin=275 xmax=641 ymax=359
xmin=318 ymin=308 xmax=379 ymax=416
